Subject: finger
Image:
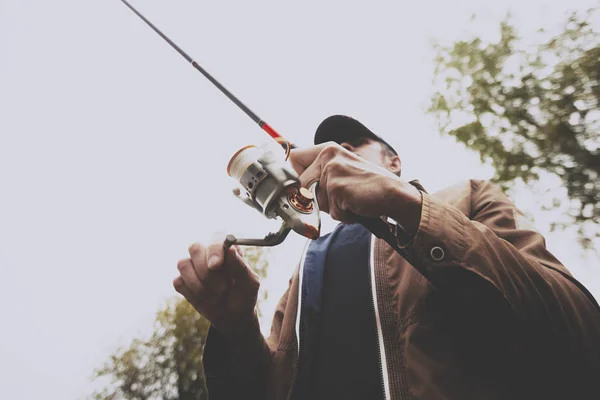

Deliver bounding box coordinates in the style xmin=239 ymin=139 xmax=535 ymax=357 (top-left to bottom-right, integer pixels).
xmin=230 ymin=245 xmax=246 ymax=282
xmin=188 ymin=242 xmax=229 ymax=297
xmin=173 ymin=275 xmax=197 ymax=303
xmin=188 ymin=243 xmax=208 ymax=276
xmin=329 ymin=205 xmax=355 ymax=224
xmin=298 ymin=159 xmax=322 ymax=190
xmin=297 ymin=143 xmax=341 ymax=189
xmin=299 ymin=166 xmax=330 ymax=214
xmin=205 ymin=232 xmax=228 ymax=271
xmin=233 ymin=244 xmax=243 ymax=257
xmin=289 ymin=142 xmax=333 ymax=176
xmin=177 ymin=258 xmax=204 ymax=295
xmin=315 ymin=180 xmax=330 ymax=215
xmin=222 ymin=247 xmax=260 ymax=290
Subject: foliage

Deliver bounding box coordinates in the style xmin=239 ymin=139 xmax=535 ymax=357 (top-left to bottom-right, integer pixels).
xmin=91 ymin=246 xmax=271 ymax=400
xmin=429 ymin=8 xmax=600 ymax=248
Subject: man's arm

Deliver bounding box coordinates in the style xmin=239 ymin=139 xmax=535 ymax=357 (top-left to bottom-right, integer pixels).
xmin=202 ymin=275 xmax=293 ymax=399
xmin=289 ymin=143 xmax=599 ymax=326
xmin=389 ymin=179 xmax=600 ymax=345
xmin=173 ymin=232 xmax=297 ymax=400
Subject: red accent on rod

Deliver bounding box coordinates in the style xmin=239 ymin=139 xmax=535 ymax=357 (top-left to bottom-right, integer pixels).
xmin=262 ymin=122 xmax=283 ymax=140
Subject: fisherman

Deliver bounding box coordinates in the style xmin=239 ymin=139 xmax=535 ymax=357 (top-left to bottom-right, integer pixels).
xmin=173 ymin=115 xmax=600 ymax=400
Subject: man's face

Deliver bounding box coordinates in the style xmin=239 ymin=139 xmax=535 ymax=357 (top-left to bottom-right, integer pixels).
xmin=340 ymin=138 xmax=385 ymax=165
xmin=339 ymin=138 xmax=401 ymax=176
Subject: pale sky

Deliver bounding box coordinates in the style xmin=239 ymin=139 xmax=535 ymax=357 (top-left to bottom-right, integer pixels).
xmin=1 ymin=1 xmax=599 ymax=399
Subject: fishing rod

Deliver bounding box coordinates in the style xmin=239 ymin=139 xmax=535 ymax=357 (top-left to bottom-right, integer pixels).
xmin=120 ymin=0 xmax=405 ymax=251
xmin=120 ymin=0 xmax=292 ymax=156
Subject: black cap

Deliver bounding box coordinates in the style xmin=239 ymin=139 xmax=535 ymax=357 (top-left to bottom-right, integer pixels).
xmin=314 ymin=115 xmax=398 ymax=156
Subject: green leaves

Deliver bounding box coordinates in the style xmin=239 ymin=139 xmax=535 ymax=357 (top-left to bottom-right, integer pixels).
xmin=92 ymin=246 xmax=271 ymax=399
xmin=429 ymin=8 xmax=600 ymax=249
xmin=92 ymin=299 xmax=210 ymax=400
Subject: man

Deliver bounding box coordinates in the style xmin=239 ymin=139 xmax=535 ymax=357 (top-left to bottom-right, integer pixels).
xmin=174 ymin=115 xmax=600 ymax=400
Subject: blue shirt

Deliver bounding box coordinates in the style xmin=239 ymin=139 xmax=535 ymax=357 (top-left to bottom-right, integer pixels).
xmin=293 ymin=223 xmax=384 ymax=399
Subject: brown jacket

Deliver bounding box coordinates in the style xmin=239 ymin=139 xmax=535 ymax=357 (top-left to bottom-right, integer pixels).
xmin=203 ymin=180 xmax=600 ymax=400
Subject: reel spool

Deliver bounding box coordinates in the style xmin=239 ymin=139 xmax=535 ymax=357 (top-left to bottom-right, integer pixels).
xmin=227 ymin=145 xmax=320 ymax=241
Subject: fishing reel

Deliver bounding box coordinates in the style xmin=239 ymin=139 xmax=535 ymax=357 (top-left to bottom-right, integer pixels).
xmin=119 ymin=0 xmax=394 ymax=251
xmin=224 ymin=144 xmax=321 ymax=249
xmin=121 ymin=0 xmax=432 ymax=270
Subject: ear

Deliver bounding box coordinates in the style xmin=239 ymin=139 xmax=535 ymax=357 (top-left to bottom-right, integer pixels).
xmin=387 ymin=155 xmax=402 ymax=176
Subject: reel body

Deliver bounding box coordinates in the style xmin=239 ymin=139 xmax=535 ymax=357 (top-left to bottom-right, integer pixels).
xmin=226 ymin=144 xmax=321 ymax=248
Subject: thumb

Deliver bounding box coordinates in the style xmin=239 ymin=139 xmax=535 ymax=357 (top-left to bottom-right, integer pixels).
xmin=289 ymin=143 xmax=329 ymax=176
xmin=298 ymin=160 xmax=322 ymax=190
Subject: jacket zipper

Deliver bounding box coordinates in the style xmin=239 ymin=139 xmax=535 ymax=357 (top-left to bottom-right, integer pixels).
xmin=286 ymin=338 xmax=300 ymax=400
xmin=287 ymin=234 xmax=391 ymax=400
xmin=286 ymin=327 xmax=301 ymax=400
xmin=369 ymin=235 xmax=392 ymax=400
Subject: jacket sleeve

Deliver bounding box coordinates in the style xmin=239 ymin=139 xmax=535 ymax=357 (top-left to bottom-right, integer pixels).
xmin=202 ymin=278 xmax=293 ymax=400
xmin=406 ymin=180 xmax=600 ymax=343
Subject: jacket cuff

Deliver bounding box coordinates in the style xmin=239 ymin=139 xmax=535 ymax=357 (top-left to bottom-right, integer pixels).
xmin=203 ymin=312 xmax=267 ymax=380
xmin=411 ymin=192 xmax=469 ymax=267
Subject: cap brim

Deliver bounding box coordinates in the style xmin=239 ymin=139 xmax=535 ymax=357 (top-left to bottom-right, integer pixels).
xmin=314 ymin=115 xmax=397 ymax=155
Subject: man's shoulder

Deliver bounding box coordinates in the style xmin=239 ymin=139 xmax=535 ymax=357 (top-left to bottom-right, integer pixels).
xmin=430 ymin=179 xmax=504 ymax=216
xmin=432 ymin=179 xmax=490 ymax=200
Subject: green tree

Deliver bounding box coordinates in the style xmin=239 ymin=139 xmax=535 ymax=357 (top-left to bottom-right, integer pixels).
xmin=428 ymin=8 xmax=600 ymax=248
xmin=91 ymin=246 xmax=271 ymax=400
